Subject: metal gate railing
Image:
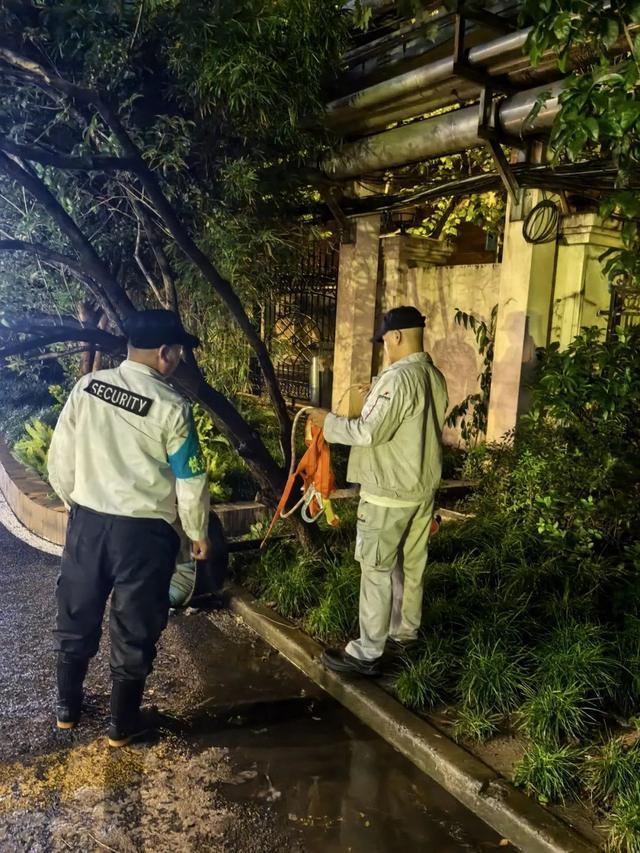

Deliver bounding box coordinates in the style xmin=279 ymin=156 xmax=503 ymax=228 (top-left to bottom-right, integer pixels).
xmin=607 ymin=287 xmax=640 ymax=340
xmin=257 ymin=240 xmax=339 ymax=404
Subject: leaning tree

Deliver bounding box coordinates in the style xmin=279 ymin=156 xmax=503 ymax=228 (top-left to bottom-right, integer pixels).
xmin=0 ymin=0 xmax=351 ymax=503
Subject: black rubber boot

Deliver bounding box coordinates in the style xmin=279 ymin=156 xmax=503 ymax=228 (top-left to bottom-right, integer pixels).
xmin=107 ymin=679 xmax=149 ymax=747
xmin=56 ymin=656 xmax=88 ymax=730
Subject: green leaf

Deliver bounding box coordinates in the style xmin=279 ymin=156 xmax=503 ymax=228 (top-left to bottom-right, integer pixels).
xmin=552 ymin=11 xmax=572 ymax=42
xmin=619 ymin=103 xmax=640 ymax=132
xmin=584 ymin=117 xmax=600 ymax=141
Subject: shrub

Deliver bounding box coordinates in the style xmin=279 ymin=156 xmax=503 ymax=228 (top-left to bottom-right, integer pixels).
xmin=586 ymin=739 xmax=640 ymax=806
xmin=13 ymin=419 xmax=54 ymax=481
xmin=304 ymin=556 xmax=359 ymax=643
xmin=513 ymin=742 xmax=584 ymax=804
xmin=393 ymin=641 xmax=453 ymax=711
xmin=457 ymin=636 xmax=526 ymax=716
xmin=606 ymin=784 xmax=640 ymax=853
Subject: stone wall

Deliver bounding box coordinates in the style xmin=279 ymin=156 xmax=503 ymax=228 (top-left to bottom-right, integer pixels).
xmin=408 ymin=264 xmax=502 ymax=446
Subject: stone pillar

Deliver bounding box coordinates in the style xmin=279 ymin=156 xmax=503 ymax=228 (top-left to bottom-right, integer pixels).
xmin=487 ymin=203 xmax=622 ymax=443
xmin=550 ymin=214 xmax=621 ymax=347
xmin=486 ymin=192 xmax=557 ymax=442
xmin=331 ymin=214 xmax=381 ymax=416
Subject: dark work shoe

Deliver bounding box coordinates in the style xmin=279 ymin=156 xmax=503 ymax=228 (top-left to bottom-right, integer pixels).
xmin=322 ymin=648 xmax=381 ymax=677
xmin=385 ymin=637 xmax=419 ymax=657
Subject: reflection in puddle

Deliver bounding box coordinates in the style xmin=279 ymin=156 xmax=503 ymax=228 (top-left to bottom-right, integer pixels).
xmin=200 ymin=703 xmax=516 ymax=853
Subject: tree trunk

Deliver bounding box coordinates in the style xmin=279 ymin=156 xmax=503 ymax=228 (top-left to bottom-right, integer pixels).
xmin=78 ymin=301 xmax=98 ymax=375
xmin=172 ymin=360 xmax=286 ymax=501
xmin=92 ymin=312 xmax=108 ymax=371
xmin=173 ymin=360 xmax=320 ymax=549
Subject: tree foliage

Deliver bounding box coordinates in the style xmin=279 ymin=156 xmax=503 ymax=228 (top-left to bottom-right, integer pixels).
xmin=521 ymin=0 xmax=640 ymax=286
xmin=0 ymin=0 xmax=355 ymax=501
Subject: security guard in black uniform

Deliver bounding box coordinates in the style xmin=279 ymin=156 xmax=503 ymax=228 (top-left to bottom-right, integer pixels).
xmin=48 ymin=310 xmax=210 ymax=746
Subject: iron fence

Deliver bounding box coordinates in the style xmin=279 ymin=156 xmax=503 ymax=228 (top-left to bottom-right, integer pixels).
xmin=607 ymin=287 xmax=640 ymax=340
xmin=250 ymin=240 xmax=339 ymax=403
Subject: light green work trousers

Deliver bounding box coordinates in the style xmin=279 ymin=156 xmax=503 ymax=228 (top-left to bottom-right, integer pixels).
xmin=346 ymin=496 xmax=436 ymax=662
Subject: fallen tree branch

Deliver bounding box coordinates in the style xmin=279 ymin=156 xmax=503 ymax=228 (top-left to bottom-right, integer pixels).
xmin=0 ymin=44 xmax=292 ymax=468
xmin=0 ymin=326 xmax=124 ymax=359
xmin=0 ymin=137 xmax=136 ymax=172
xmin=132 ymin=199 xmax=179 ymax=313
xmin=134 ymin=221 xmax=167 ymax=308
xmin=0 ymin=151 xmax=134 ymax=325
xmin=0 ymin=239 xmax=88 ymax=280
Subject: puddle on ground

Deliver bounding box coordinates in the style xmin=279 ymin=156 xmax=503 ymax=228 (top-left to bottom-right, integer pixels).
xmin=0 ymin=575 xmax=518 ymax=852
xmin=194 ymin=700 xmax=517 ymax=853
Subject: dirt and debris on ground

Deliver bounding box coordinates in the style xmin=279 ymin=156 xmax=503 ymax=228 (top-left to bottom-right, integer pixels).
xmin=0 ymin=516 xmax=515 ymax=852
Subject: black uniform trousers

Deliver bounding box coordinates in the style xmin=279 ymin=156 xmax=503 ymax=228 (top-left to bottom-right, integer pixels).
xmin=54 ymin=506 xmax=181 ymax=681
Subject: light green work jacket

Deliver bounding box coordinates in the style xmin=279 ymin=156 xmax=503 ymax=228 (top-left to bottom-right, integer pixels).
xmin=323 ymin=353 xmax=448 ymax=503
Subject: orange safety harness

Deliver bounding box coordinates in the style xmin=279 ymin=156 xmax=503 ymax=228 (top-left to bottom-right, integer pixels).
xmin=260 ymin=400 xmax=442 ymax=548
xmin=261 ymin=407 xmax=339 ymax=548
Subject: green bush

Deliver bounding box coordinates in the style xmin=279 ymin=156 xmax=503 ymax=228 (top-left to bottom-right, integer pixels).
xmin=513 ymin=743 xmax=584 ymax=804
xmin=304 ymin=556 xmax=359 ymax=644
xmin=606 ymin=784 xmax=640 ymax=853
xmin=13 ymin=419 xmax=54 ymax=481
xmin=192 ymin=403 xmax=242 ymax=502
xmin=453 ymin=707 xmax=501 ymax=744
xmin=393 ymin=641 xmax=453 ymax=711
xmin=586 ymin=739 xmax=640 ymax=806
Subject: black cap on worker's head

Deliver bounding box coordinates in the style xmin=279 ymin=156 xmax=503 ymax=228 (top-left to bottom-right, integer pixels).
xmin=124 ymin=310 xmax=200 ymax=350
xmin=372 ymin=306 xmax=426 ymax=343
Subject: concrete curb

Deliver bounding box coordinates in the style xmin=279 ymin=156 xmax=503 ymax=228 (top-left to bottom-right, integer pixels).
xmin=229 ymin=586 xmax=601 ymax=853
xmin=0 ymin=438 xmax=67 ymax=545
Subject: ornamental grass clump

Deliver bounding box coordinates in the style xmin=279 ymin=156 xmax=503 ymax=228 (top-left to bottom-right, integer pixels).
xmin=457 ymin=636 xmax=527 ymax=717
xmin=535 ymin=621 xmax=618 ymax=698
xmin=453 ymin=707 xmax=501 ymax=744
xmin=261 ymin=550 xmax=323 ymax=620
xmin=606 ymin=784 xmax=640 ymax=853
xmin=616 ymin=615 xmax=640 ymax=715
xmin=586 ymin=739 xmax=640 ymax=806
xmin=242 ymin=540 xmax=293 ymax=598
xmin=513 ymin=743 xmax=584 ymax=804
xmin=517 ymin=620 xmax=619 ymax=745
xmin=518 ymin=683 xmax=599 ymax=746
xmin=393 ymin=641 xmax=454 ymax=712
xmin=304 ymin=556 xmax=359 ymax=643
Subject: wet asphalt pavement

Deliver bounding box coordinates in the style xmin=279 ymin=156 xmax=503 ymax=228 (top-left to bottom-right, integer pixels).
xmin=0 ymin=515 xmax=515 ymax=852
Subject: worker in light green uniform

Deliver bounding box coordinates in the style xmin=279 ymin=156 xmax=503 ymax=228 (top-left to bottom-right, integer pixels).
xmin=309 ymin=306 xmax=448 ymax=677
